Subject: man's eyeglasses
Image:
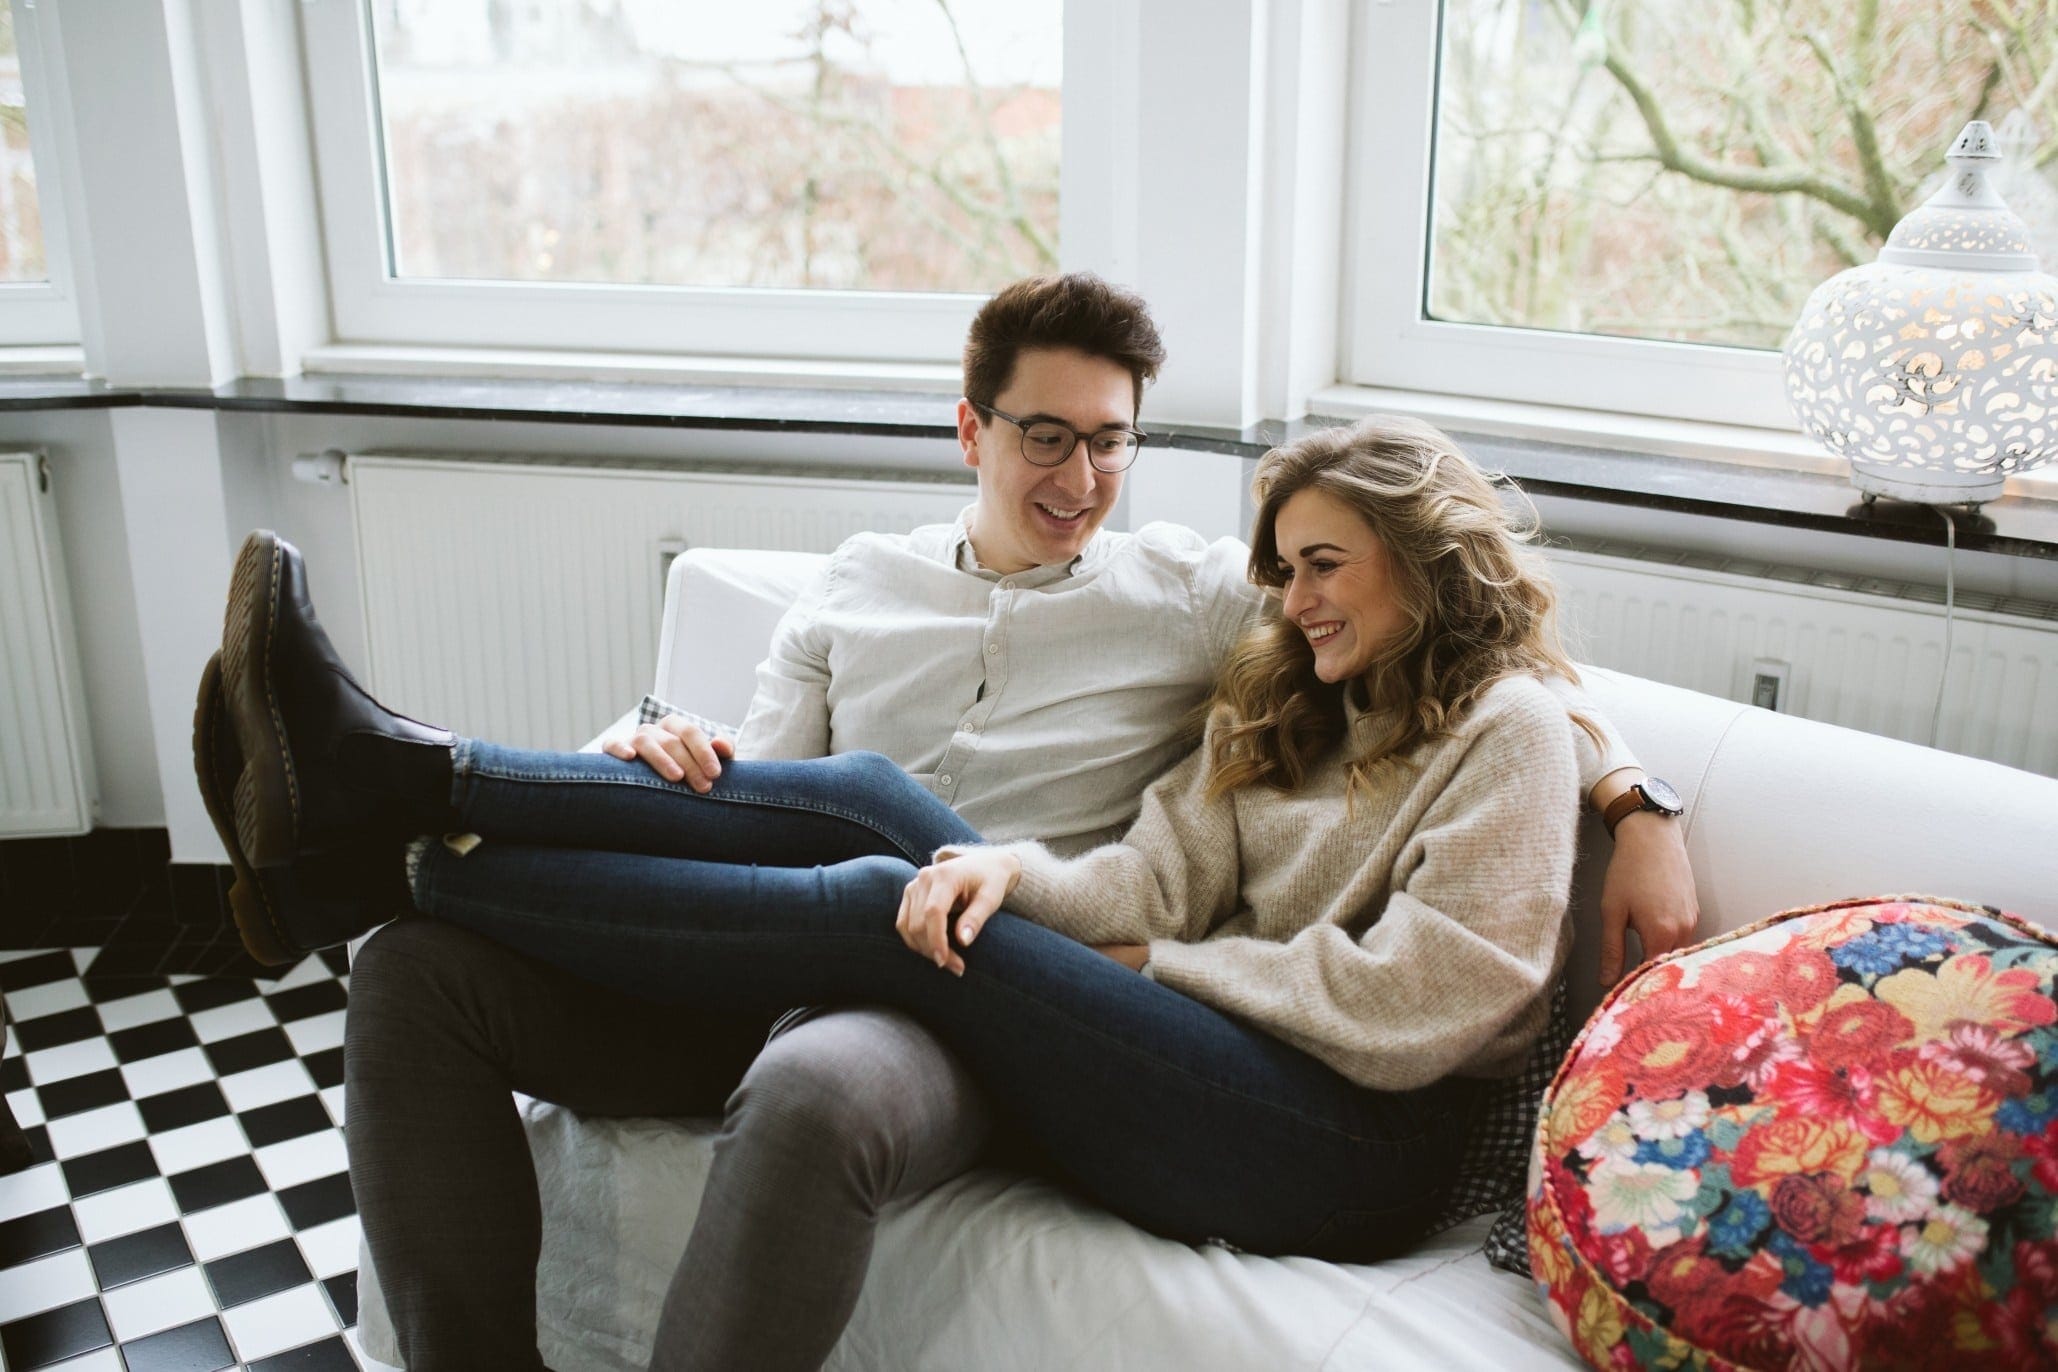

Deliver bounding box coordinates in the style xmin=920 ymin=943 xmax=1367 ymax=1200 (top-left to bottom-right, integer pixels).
xmin=980 ymin=404 xmax=1148 ymax=474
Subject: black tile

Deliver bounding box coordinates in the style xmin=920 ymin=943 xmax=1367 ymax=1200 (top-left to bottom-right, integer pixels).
xmin=32 ymin=915 xmax=121 ymax=949
xmin=15 ymin=1123 xmax=52 ymax=1166
xmin=264 ymin=979 xmax=347 ymax=1024
xmin=321 ymin=1270 xmax=357 ymax=1328
xmin=167 ymin=863 xmax=230 ymax=928
xmin=202 ymin=1236 xmax=312 ymax=1309
xmin=0 ymin=836 xmax=77 ymax=915
xmin=318 ymin=946 xmax=351 ymax=977
xmin=0 ymin=951 xmax=77 ymax=993
xmin=239 ymin=1096 xmax=334 ymax=1149
xmin=168 ymin=1154 xmax=267 ymax=1214
xmin=1 ymin=1052 xmax=29 ymax=1094
xmin=302 ymin=1046 xmax=344 ymax=1091
xmin=119 ymin=1315 xmax=234 ymax=1372
xmin=0 ymin=1295 xmax=112 ymax=1366
xmin=71 ymin=829 xmax=144 ymax=921
xmin=202 ymin=1026 xmax=293 ymax=1078
xmin=11 ymin=1006 xmax=100 ymax=1053
xmin=82 ymin=972 xmax=172 ymax=1004
xmin=0 ymin=1205 xmax=79 ymax=1266
xmin=277 ymin=1170 xmax=355 ymax=1230
xmin=82 ymin=941 xmax=171 ymax=980
xmin=60 ymin=1139 xmax=157 ymax=1198
xmin=137 ymin=1081 xmax=231 ymax=1134
xmin=197 ymin=943 xmax=273 ymax=982
xmin=109 ymin=1015 xmax=199 ymax=1064
xmin=35 ymin=1067 xmax=128 ymax=1121
xmin=169 ymin=978 xmax=260 ymax=1015
xmin=87 ymin=1220 xmax=193 ymax=1289
xmin=246 ymin=1334 xmax=357 ymax=1371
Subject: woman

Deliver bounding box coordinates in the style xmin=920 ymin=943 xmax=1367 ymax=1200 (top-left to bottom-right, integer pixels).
xmin=204 ymin=417 xmax=1586 ymax=1365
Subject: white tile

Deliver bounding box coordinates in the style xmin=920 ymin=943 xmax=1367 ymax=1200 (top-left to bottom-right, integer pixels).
xmin=25 ymin=1036 xmax=117 ymax=1085
xmin=284 ymin=1009 xmax=347 ymax=1056
xmin=269 ymin=955 xmax=334 ymax=991
xmin=0 ymin=1159 xmax=70 ymax=1221
xmin=95 ymin=986 xmax=180 ymax=1033
xmin=69 ymin=947 xmax=94 ymax=974
xmin=0 ymin=1247 xmax=95 ymax=1323
xmin=148 ymin=1115 xmax=251 ymax=1176
xmin=101 ymin=1264 xmax=216 ymax=1342
xmin=9 ymin=976 xmax=90 ymax=1021
xmin=46 ymin=1349 xmax=124 ymax=1372
xmin=73 ymin=1176 xmax=178 ymax=1243
xmin=191 ymin=996 xmax=278 ymax=1043
xmin=222 ymin=1284 xmax=339 ymax=1361
xmin=7 ymin=1084 xmax=46 ymax=1129
xmin=220 ymin=1059 xmax=317 ymax=1113
xmin=119 ymin=1045 xmax=215 ymax=1098
xmin=255 ymin=1130 xmax=349 ymax=1192
xmin=0 ymin=947 xmax=57 ymax=962
xmin=44 ymin=1101 xmax=146 ymax=1159
xmin=321 ymin=1084 xmax=347 ymax=1128
xmin=3 ymin=1024 xmax=17 ymax=1056
xmin=296 ymin=1213 xmax=363 ymax=1279
xmin=349 ymin=1326 xmax=399 ymax=1370
xmin=183 ymin=1191 xmax=291 ymax=1262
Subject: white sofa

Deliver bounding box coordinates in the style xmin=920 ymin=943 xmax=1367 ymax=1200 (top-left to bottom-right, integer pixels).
xmin=357 ymin=546 xmax=2058 ymax=1372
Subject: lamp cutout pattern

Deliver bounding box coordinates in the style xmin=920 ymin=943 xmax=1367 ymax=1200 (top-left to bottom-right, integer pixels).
xmin=1782 ymin=121 xmax=2058 ymax=506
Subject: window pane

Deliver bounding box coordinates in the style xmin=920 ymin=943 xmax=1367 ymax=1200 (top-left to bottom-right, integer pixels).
xmin=367 ymin=0 xmax=1061 ymax=293
xmin=0 ymin=2 xmax=48 ymax=285
xmin=1427 ymin=0 xmax=2058 ymax=351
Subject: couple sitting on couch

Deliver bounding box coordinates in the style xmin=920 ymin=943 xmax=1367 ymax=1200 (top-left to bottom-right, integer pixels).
xmin=194 ymin=272 xmax=1697 ymax=1371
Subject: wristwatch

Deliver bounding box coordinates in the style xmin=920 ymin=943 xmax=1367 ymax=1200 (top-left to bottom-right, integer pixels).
xmin=1602 ymin=777 xmax=1683 ymax=837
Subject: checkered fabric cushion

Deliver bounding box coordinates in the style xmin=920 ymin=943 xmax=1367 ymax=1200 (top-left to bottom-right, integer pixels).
xmin=0 ymin=946 xmax=365 ymax=1369
xmin=1430 ymin=978 xmax=1571 ymax=1276
xmin=636 ymin=694 xmax=738 ymax=742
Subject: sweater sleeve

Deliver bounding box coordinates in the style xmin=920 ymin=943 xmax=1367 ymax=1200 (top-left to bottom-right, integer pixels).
xmin=977 ymin=735 xmax=1242 ymax=948
xmin=1144 ymin=685 xmax=1581 ymax=1092
xmin=733 ymin=557 xmax=836 ymax=761
xmin=1540 ymin=672 xmax=1637 ymax=800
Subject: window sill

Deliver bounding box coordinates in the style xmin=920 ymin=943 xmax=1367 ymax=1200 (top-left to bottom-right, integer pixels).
xmin=1 ymin=369 xmax=2054 ymax=561
xmin=301 ymin=343 xmax=960 ymax=394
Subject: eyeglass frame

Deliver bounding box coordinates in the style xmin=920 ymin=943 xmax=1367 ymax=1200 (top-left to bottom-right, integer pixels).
xmin=975 ymin=402 xmax=1150 ymax=474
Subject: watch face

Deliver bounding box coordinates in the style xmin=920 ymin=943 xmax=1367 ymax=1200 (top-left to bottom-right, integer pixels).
xmin=1642 ymin=776 xmax=1682 ymax=812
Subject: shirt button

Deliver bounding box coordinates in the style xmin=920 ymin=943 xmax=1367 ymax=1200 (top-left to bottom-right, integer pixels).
xmin=986 ymin=643 xmax=999 ymax=655
xmin=939 ymin=774 xmax=954 ymax=787
xmin=998 ymin=578 xmax=1015 ymax=590
xmin=960 ymin=723 xmax=977 ymax=735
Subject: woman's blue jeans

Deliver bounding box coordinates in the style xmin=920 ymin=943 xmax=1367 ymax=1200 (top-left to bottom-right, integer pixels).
xmin=411 ymin=741 xmax=1478 ymax=1260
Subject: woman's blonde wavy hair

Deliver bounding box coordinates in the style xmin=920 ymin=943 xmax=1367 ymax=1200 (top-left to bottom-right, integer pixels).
xmin=1204 ymin=415 xmax=1591 ymax=800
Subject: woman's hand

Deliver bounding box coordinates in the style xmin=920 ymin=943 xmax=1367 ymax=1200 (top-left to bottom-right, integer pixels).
xmin=896 ymin=849 xmax=1021 ymax=976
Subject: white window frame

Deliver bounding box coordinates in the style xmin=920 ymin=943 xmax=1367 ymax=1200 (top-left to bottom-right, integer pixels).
xmin=0 ymin=0 xmax=80 ymax=347
xmin=299 ymin=0 xmax=1124 ymax=365
xmin=1341 ymin=0 xmax=1795 ymax=432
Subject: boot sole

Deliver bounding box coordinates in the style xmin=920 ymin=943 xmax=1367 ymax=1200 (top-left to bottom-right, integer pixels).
xmin=193 ymin=653 xmax=301 ymax=966
xmin=220 ymin=531 xmax=301 ymax=870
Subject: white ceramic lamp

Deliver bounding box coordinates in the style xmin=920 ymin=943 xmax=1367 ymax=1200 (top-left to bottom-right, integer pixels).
xmin=1782 ymin=121 xmax=2058 ymax=506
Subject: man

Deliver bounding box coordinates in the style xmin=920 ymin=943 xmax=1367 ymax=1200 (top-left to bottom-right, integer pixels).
xmin=206 ymin=273 xmax=1695 ymax=1370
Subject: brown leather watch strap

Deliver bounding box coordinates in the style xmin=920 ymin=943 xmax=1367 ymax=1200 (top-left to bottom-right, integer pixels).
xmin=1603 ymin=787 xmax=1647 ymax=838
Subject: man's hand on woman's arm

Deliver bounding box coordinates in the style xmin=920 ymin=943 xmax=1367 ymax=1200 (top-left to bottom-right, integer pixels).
xmin=601 ymin=714 xmax=734 ymax=792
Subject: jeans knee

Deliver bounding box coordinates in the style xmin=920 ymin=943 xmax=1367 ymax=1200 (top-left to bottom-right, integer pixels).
xmin=726 ymin=1046 xmax=903 ymax=1198
xmin=839 ymin=853 xmax=920 ymax=909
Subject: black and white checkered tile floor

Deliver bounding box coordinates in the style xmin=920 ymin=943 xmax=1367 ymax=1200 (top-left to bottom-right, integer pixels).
xmin=1 ymin=945 xmax=382 ymax=1370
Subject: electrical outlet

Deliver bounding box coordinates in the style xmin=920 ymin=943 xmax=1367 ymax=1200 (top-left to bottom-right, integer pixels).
xmin=1750 ymin=658 xmax=1790 ymax=712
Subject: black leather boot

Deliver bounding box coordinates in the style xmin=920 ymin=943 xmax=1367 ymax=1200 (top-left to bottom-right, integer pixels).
xmin=217 ymin=530 xmax=457 ymax=869
xmin=194 ymin=650 xmax=416 ymax=966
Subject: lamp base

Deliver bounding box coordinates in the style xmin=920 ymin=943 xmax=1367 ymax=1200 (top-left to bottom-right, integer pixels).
xmin=1849 ymin=461 xmax=2004 ymax=507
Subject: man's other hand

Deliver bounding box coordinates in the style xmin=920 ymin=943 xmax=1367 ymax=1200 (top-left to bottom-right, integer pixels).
xmin=602 ymin=714 xmax=734 ymax=792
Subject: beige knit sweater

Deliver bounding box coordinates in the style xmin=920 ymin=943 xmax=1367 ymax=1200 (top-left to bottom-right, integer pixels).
xmin=977 ymin=674 xmax=1580 ymax=1094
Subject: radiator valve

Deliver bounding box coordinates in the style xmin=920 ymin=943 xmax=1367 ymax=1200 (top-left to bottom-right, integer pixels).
xmin=292 ymin=449 xmax=349 ymax=487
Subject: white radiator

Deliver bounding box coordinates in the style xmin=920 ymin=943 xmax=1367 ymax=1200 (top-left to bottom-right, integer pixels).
xmin=0 ymin=451 xmax=96 ymax=836
xmin=1548 ymin=544 xmax=2058 ymax=777
xmin=348 ymin=456 xmax=972 ymax=749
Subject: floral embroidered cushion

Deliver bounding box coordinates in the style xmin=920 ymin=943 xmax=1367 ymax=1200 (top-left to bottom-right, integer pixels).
xmin=1528 ymin=895 xmax=2058 ymax=1371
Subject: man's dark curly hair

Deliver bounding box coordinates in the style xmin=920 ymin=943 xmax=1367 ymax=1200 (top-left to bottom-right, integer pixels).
xmin=962 ymin=273 xmax=1166 ymax=418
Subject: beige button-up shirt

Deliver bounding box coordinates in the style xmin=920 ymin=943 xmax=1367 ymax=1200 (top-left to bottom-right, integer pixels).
xmin=736 ymin=511 xmax=1628 ymax=853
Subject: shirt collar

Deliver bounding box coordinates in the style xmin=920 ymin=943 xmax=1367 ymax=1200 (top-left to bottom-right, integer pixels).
xmin=946 ymin=505 xmax=1106 ymax=587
